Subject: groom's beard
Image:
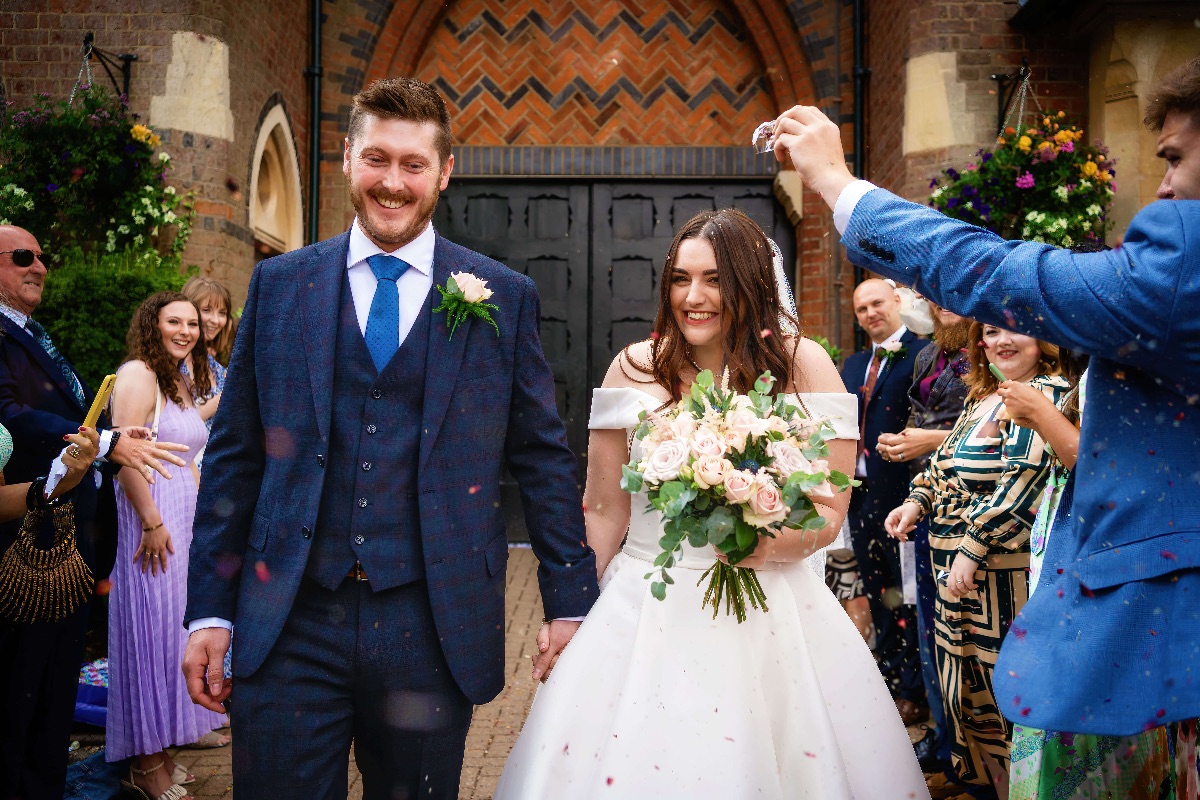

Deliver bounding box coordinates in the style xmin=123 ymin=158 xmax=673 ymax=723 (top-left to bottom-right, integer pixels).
xmin=349 ymin=183 xmax=441 ymax=250
xmin=933 ymin=318 xmax=972 ymax=353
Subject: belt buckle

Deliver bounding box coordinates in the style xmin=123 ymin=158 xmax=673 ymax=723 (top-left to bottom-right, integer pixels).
xmin=349 ymin=561 xmax=369 ymax=582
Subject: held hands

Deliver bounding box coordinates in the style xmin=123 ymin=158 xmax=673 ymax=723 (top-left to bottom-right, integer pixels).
xmin=133 ymin=523 xmax=175 ymax=576
xmin=110 ymin=426 xmax=189 ymax=484
xmin=770 ymin=106 xmax=855 ymax=209
xmin=532 ymin=619 xmax=581 ymax=683
xmin=996 ymin=380 xmax=1055 ymax=430
xmin=715 ymin=534 xmax=777 ymax=570
xmin=946 ymin=552 xmax=982 ymax=598
xmin=182 ymin=627 xmax=233 ymax=713
xmin=884 ymin=501 xmax=922 ymax=542
xmin=52 ymin=427 xmax=101 ymax=498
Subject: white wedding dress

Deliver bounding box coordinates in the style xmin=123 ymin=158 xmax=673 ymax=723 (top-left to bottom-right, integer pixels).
xmin=494 ymin=388 xmax=930 ymax=800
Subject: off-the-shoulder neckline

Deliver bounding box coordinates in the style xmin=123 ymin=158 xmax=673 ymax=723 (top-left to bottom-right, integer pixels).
xmin=594 ymin=386 xmax=853 ymax=402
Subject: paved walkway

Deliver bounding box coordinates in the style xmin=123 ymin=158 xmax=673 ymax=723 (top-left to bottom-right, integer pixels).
xmin=170 ymin=546 xmax=545 ymax=800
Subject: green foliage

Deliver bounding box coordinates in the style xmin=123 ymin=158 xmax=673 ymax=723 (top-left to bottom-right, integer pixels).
xmin=37 ymin=248 xmax=190 ymax=391
xmin=0 ymin=86 xmax=193 ymax=259
xmin=809 ymin=335 xmax=842 ymax=363
xmin=928 ymin=110 xmax=1115 ymax=247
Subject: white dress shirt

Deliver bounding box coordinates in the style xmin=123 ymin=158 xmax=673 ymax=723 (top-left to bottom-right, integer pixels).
xmin=833 ymin=179 xmax=879 ymax=235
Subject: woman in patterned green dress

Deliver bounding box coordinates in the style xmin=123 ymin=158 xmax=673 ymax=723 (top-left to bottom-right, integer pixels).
xmin=886 ymin=323 xmax=1069 ymax=798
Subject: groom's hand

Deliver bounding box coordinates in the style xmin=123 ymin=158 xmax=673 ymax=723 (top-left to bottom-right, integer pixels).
xmin=183 ymin=627 xmax=233 ymax=713
xmin=532 ymin=619 xmax=581 ymax=683
xmin=771 ymin=105 xmax=857 ymax=211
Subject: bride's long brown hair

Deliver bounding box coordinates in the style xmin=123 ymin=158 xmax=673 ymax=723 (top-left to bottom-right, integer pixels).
xmin=626 ymin=209 xmax=799 ymax=400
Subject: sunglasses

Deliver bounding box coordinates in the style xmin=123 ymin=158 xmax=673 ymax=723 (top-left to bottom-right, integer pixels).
xmin=0 ymin=249 xmax=50 ymax=268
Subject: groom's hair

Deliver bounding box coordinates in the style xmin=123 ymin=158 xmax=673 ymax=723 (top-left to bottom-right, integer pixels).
xmin=1145 ymin=56 xmax=1200 ymax=131
xmin=348 ymin=77 xmax=453 ymax=164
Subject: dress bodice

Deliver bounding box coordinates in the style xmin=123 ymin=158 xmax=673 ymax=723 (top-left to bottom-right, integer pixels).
xmin=590 ymin=387 xmax=859 ymax=573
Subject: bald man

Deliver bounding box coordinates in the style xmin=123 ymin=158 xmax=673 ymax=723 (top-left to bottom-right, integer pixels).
xmin=840 ymin=278 xmax=927 ymax=724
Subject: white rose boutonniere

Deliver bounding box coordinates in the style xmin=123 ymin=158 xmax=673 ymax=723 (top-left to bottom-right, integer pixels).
xmin=879 ymin=340 xmax=909 ymax=360
xmin=433 ymin=272 xmax=500 ymax=339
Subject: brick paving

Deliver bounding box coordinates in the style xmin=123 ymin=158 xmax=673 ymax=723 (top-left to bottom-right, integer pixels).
xmin=171 ymin=546 xmax=544 ymax=800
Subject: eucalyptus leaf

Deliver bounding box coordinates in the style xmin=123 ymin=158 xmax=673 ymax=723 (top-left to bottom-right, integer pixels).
xmin=735 ymin=520 xmax=756 ymax=551
xmin=620 ymin=464 xmax=644 ymax=493
xmin=651 ymin=581 xmax=666 ymax=601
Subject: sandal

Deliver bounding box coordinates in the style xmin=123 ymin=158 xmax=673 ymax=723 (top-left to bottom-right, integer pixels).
xmin=171 ymin=765 xmax=196 ymax=786
xmin=182 ymin=730 xmax=230 ymax=749
xmin=121 ymin=760 xmax=190 ymax=800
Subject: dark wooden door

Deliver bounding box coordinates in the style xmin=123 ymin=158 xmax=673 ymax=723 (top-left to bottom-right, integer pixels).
xmin=435 ymin=180 xmax=792 ymax=541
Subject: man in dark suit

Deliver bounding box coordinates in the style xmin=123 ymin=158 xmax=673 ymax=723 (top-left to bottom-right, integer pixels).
xmin=840 ymin=278 xmax=926 ymax=724
xmin=0 ymin=225 xmax=189 ymax=800
xmin=182 ymin=78 xmax=596 ymax=800
xmin=771 ymin=54 xmax=1200 ymax=736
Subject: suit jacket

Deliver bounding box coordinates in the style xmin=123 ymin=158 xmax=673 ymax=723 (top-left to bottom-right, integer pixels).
xmin=841 ymin=328 xmax=922 ymax=510
xmin=185 ymin=231 xmax=597 ymax=704
xmin=0 ymin=314 xmax=97 ymax=555
xmin=843 ymin=189 xmax=1200 ymax=735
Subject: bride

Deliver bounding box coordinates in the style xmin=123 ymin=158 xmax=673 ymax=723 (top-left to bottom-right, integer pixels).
xmin=495 ymin=209 xmax=929 ymax=799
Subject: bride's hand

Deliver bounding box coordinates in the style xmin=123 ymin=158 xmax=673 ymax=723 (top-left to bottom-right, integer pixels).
xmin=532 ymin=619 xmax=580 ymax=683
xmin=715 ymin=535 xmax=776 ymax=570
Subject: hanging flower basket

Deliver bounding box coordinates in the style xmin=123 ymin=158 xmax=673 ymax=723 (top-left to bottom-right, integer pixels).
xmin=928 ymin=110 xmax=1116 ymax=248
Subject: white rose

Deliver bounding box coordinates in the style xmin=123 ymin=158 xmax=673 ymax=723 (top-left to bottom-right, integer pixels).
xmin=692 ymin=454 xmax=733 ymax=490
xmin=642 ymin=439 xmax=689 ymax=484
xmin=689 ymin=426 xmax=725 ymax=458
xmin=452 ymin=272 xmax=493 ymax=304
xmin=765 ymin=440 xmax=811 ymax=478
xmin=670 ymin=410 xmax=697 ymax=440
xmin=726 ymin=407 xmax=770 ymax=440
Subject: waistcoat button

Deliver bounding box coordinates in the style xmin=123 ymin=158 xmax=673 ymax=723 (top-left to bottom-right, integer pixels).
xmin=366 ymin=424 xmax=377 ymax=434
xmin=301 ymin=526 xmax=311 ymax=539
xmin=358 ymin=498 xmax=368 ymax=508
xmin=354 ymin=534 xmax=365 ymax=545
xmin=371 ymin=389 xmax=382 ymax=399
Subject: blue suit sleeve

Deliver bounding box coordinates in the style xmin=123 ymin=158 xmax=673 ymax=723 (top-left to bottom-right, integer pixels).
xmin=842 ymin=190 xmax=1200 ymax=382
xmin=503 ymin=279 xmax=597 ymax=620
xmin=185 ymin=263 xmax=267 ymax=625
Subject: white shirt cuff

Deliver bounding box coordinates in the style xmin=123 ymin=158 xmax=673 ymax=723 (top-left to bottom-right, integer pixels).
xmin=554 ymin=617 xmax=585 ymax=623
xmin=188 ymin=617 xmax=233 ymax=633
xmin=99 ymin=429 xmax=114 ymax=460
xmin=833 ymin=180 xmax=878 ymax=235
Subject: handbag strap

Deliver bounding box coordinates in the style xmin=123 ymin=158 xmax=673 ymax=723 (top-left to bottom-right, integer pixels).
xmin=150 ymin=385 xmax=163 ymax=441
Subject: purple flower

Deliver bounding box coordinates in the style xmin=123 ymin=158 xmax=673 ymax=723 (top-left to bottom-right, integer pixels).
xmin=981 ymin=152 xmax=993 ymax=164
xmin=946 ymin=168 xmax=960 ymax=180
xmin=1060 ymin=141 xmax=1074 ymax=153
xmin=46 ymin=183 xmax=59 ymax=193
xmin=1016 ymin=172 xmax=1036 ymax=189
xmin=929 ymin=178 xmax=940 ymax=189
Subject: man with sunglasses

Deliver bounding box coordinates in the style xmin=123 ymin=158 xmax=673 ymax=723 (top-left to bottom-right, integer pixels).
xmin=0 ymin=224 xmax=190 ymax=800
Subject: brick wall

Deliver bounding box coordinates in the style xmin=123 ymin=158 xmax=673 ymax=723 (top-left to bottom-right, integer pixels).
xmin=865 ymin=0 xmax=1090 ymax=203
xmin=0 ymin=0 xmax=309 ymax=305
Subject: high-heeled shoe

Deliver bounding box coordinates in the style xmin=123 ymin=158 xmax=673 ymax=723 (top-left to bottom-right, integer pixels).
xmin=121 ymin=759 xmax=190 ymax=800
xmin=171 ymin=764 xmax=196 ymax=786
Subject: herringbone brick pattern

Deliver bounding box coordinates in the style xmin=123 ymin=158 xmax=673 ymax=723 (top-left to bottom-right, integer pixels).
xmin=414 ymin=0 xmax=776 ymax=146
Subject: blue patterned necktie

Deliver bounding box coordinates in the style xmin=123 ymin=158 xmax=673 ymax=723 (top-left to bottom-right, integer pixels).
xmin=364 ymin=253 xmax=412 ymax=372
xmin=25 ymin=318 xmax=86 ymax=407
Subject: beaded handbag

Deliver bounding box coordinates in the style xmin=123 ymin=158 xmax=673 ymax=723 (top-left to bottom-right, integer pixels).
xmin=0 ymin=502 xmax=93 ymax=624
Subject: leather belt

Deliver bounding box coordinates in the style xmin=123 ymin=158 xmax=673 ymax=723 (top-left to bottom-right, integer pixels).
xmin=347 ymin=561 xmax=369 ymax=581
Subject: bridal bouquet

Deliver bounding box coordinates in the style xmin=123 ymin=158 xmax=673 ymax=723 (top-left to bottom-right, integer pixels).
xmin=620 ymin=370 xmax=852 ymax=622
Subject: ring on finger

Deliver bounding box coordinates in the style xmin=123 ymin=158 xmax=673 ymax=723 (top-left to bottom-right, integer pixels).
xmin=68 ymin=445 xmax=81 ymax=458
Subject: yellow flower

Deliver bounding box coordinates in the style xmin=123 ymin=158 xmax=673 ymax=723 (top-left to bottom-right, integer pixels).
xmin=130 ymin=124 xmax=152 ymax=143
xmin=148 ymin=134 xmax=161 ymax=148
xmin=1054 ymin=130 xmax=1074 ymax=145
xmin=1057 ymin=111 xmax=1066 ymax=118
xmin=997 ymin=136 xmax=1006 ymax=145
xmin=1037 ymin=141 xmax=1053 ymax=151
xmin=1098 ymin=170 xmax=1112 ymax=183
xmin=1018 ymin=135 xmax=1032 ymax=152
xmin=1080 ymin=161 xmax=1099 ymax=178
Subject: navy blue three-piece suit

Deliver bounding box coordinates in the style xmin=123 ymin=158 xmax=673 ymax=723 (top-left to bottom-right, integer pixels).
xmin=842 ymin=330 xmax=925 ymax=705
xmin=186 ymin=230 xmax=597 ymax=798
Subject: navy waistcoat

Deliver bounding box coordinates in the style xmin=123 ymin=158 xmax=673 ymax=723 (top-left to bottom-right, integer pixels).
xmin=306 ymin=270 xmax=429 ymax=590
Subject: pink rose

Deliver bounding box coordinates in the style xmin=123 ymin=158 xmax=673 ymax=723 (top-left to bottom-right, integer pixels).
xmin=723 ymin=470 xmax=756 ymax=504
xmin=689 ymin=426 xmax=725 ymax=458
xmin=744 ymin=478 xmax=788 ymax=526
xmin=642 ymin=439 xmax=689 ymax=483
xmin=766 ymin=440 xmax=811 ymax=478
xmin=692 ymin=454 xmax=733 ymax=490
xmin=450 ymin=272 xmax=493 ymax=304
xmin=670 ymin=411 xmax=697 ymax=440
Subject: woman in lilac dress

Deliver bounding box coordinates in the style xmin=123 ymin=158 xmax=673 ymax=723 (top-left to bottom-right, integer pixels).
xmin=106 ymin=292 xmax=225 ymax=800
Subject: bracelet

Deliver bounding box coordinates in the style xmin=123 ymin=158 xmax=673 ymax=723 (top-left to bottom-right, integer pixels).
xmin=142 ymin=521 xmax=164 ymax=533
xmin=25 ymin=477 xmax=47 ymax=511
xmin=106 ymin=430 xmax=121 ymax=458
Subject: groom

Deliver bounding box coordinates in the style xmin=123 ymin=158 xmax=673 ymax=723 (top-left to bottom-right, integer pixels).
xmin=183 ymin=77 xmax=597 ymax=799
